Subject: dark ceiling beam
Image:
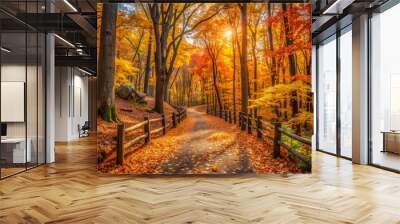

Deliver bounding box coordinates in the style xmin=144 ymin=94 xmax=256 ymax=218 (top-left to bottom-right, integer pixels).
xmin=0 ymin=12 xmax=97 ymax=33
xmin=55 ymin=55 xmax=96 ymax=71
xmin=12 ymin=13 xmax=82 ymax=32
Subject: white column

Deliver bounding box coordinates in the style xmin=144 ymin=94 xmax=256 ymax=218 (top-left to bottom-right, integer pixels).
xmin=352 ymin=14 xmax=369 ymax=164
xmin=46 ymin=32 xmax=55 ymax=163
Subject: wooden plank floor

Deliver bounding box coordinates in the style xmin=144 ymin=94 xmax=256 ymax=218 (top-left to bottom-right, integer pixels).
xmin=1 ymin=137 xmax=400 ymax=224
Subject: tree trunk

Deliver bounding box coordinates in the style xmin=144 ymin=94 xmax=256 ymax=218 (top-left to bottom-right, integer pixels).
xmin=282 ymin=3 xmax=299 ymax=119
xmin=97 ymin=3 xmax=118 ymax=122
xmin=239 ymin=4 xmax=249 ymax=115
xmin=251 ymin=30 xmax=258 ymax=117
xmin=267 ymin=3 xmax=277 ymax=86
xmin=143 ymin=33 xmax=152 ymax=95
xmin=212 ymin=62 xmax=223 ymax=111
xmin=150 ymin=4 xmax=165 ymax=113
xmin=163 ymin=80 xmax=168 ymax=101
xmin=232 ymin=32 xmax=236 ymax=117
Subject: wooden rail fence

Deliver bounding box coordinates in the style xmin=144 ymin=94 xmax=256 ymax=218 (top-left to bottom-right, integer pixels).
xmin=116 ymin=108 xmax=187 ymax=165
xmin=206 ymin=107 xmax=312 ymax=171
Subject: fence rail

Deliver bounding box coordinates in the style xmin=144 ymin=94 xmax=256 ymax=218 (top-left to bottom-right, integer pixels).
xmin=116 ymin=108 xmax=187 ymax=165
xmin=206 ymin=107 xmax=311 ymax=172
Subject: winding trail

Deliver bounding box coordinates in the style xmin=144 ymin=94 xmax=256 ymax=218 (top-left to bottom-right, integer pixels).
xmin=116 ymin=105 xmax=300 ymax=174
xmin=160 ymin=108 xmax=253 ymax=174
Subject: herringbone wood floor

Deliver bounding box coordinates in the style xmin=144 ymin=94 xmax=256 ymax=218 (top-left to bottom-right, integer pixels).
xmin=1 ymin=137 xmax=400 ymax=224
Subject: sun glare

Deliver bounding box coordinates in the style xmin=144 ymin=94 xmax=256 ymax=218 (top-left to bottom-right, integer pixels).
xmin=224 ymin=30 xmax=232 ymax=39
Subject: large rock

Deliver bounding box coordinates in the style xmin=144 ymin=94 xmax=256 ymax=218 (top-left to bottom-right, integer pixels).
xmin=116 ymin=84 xmax=146 ymax=103
xmin=116 ymin=84 xmax=133 ymax=100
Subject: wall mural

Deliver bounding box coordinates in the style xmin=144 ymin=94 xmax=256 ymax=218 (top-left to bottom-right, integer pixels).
xmin=97 ymin=2 xmax=313 ymax=175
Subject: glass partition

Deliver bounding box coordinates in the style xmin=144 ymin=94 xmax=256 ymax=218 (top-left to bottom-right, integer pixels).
xmin=0 ymin=1 xmax=46 ymax=179
xmin=1 ymin=31 xmax=28 ymax=177
xmin=317 ymin=35 xmax=337 ymax=154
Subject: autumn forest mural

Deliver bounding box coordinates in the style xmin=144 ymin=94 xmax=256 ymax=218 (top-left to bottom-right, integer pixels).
xmin=97 ymin=2 xmax=313 ymax=174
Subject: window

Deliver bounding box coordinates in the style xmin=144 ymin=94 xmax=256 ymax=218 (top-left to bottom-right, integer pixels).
xmin=339 ymin=27 xmax=352 ymax=158
xmin=370 ymin=3 xmax=400 ymax=171
xmin=317 ymin=35 xmax=337 ymax=154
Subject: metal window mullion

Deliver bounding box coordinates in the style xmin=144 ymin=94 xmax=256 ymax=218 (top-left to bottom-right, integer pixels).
xmin=336 ymin=28 xmax=341 ymax=157
xmin=25 ymin=0 xmax=28 ymax=171
xmin=315 ymin=44 xmax=320 ymax=151
xmin=367 ymin=10 xmax=373 ymax=165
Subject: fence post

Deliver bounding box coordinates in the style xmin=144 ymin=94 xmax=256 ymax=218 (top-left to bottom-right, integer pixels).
xmin=228 ymin=111 xmax=232 ymax=123
xmin=233 ymin=111 xmax=236 ymax=124
xmin=256 ymin=116 xmax=262 ymax=139
xmin=219 ymin=109 xmax=222 ymax=118
xmin=116 ymin=122 xmax=125 ymax=165
xmin=172 ymin=112 xmax=177 ymax=128
xmin=161 ymin=114 xmax=166 ymax=135
xmin=144 ymin=115 xmax=150 ymax=143
xmin=273 ymin=123 xmax=281 ymax=158
xmin=177 ymin=111 xmax=181 ymax=123
xmin=224 ymin=110 xmax=228 ymax=121
xmin=247 ymin=114 xmax=252 ymax=134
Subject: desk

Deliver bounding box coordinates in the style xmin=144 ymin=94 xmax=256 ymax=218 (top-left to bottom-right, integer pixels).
xmin=382 ymin=131 xmax=400 ymax=154
xmin=1 ymin=138 xmax=31 ymax=164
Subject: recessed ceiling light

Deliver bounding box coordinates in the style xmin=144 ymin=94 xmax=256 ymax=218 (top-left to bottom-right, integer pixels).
xmin=54 ymin=34 xmax=75 ymax=48
xmin=322 ymin=0 xmax=355 ymax=15
xmin=1 ymin=47 xmax=11 ymax=53
xmin=78 ymin=67 xmax=93 ymax=76
xmin=63 ymin=0 xmax=78 ymax=12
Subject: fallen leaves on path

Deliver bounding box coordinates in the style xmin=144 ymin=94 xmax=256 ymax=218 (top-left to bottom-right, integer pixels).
xmin=100 ymin=105 xmax=302 ymax=174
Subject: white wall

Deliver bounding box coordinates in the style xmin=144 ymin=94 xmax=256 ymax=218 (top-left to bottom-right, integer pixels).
xmin=55 ymin=67 xmax=89 ymax=141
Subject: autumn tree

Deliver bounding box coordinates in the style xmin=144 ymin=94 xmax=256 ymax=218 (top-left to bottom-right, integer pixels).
xmin=198 ymin=22 xmax=225 ymax=111
xmin=248 ymin=4 xmax=263 ymax=117
xmin=238 ymin=3 xmax=249 ymax=127
xmin=98 ymin=3 xmax=118 ymax=122
xmin=148 ymin=3 xmax=221 ymax=113
xmin=226 ymin=7 xmax=240 ymax=122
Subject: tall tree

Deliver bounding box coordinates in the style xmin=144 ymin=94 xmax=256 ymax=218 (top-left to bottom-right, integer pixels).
xmin=202 ymin=33 xmax=223 ymax=111
xmin=148 ymin=3 xmax=220 ymax=113
xmin=143 ymin=33 xmax=152 ymax=94
xmin=238 ymin=3 xmax=249 ymax=117
xmin=98 ymin=3 xmax=118 ymax=122
xmin=266 ymin=3 xmax=278 ymax=86
xmin=248 ymin=5 xmax=261 ymax=117
xmin=282 ymin=3 xmax=299 ymax=119
xmin=227 ymin=8 xmax=239 ymax=122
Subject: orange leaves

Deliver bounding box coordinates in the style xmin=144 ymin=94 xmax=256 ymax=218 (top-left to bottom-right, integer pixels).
xmin=99 ymin=105 xmax=304 ymax=174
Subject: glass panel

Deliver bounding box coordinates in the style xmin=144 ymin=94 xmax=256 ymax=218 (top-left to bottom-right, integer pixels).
xmin=38 ymin=32 xmax=45 ymax=165
xmin=27 ymin=31 xmax=38 ymax=169
xmin=1 ymin=30 xmax=27 ymax=177
xmin=317 ymin=36 xmax=337 ymax=154
xmin=371 ymin=4 xmax=400 ymax=171
xmin=340 ymin=28 xmax=352 ymax=158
